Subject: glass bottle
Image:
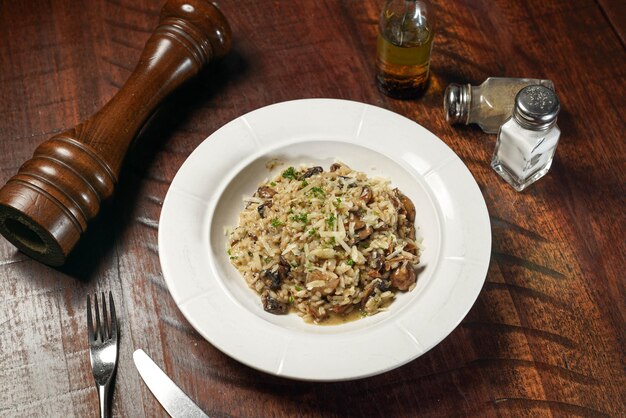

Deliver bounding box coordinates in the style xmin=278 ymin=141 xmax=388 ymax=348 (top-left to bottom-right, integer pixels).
xmin=444 ymin=77 xmax=554 ymax=133
xmin=376 ymin=0 xmax=434 ymax=99
xmin=491 ymin=85 xmax=561 ymax=191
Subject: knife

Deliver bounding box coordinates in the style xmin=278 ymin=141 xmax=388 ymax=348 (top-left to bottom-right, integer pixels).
xmin=133 ymin=349 xmax=209 ymax=418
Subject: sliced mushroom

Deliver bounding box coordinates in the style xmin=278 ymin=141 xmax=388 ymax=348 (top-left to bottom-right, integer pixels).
xmin=299 ymin=166 xmax=323 ymax=179
xmin=352 ymin=218 xmax=366 ymax=231
xmin=404 ymin=240 xmax=419 ymax=256
xmin=344 ymin=216 xmax=366 ymax=234
xmin=361 ymin=278 xmax=382 ymax=308
xmin=390 ymin=193 xmax=401 ymax=210
xmin=346 ymin=215 xmax=373 ymax=243
xmin=394 ymin=189 xmax=415 ymax=222
xmin=407 ymin=223 xmax=416 ymax=240
xmin=360 ymin=186 xmax=373 ymax=204
xmin=329 ymin=304 xmax=351 ymax=314
xmin=308 ymin=305 xmax=327 ymax=321
xmin=279 ymin=254 xmax=291 ymax=269
xmin=257 ymin=200 xmax=273 ymax=218
xmin=257 ymin=186 xmax=277 ymax=199
xmin=330 ymin=163 xmax=343 ymax=172
xmin=355 ymin=226 xmax=373 ymax=242
xmin=257 ymin=204 xmax=267 ymax=218
xmin=367 ymin=269 xmax=382 ymax=278
xmin=390 ymin=263 xmax=416 ymax=291
xmin=386 ymin=256 xmax=406 ymax=265
xmin=261 ymin=269 xmax=281 ymax=290
xmin=278 ymin=255 xmax=291 ymax=282
xmin=262 ymin=294 xmax=288 ymax=314
xmin=368 ymin=251 xmax=385 ymax=271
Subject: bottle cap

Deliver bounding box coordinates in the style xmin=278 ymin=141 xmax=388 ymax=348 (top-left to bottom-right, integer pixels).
xmin=513 ymin=85 xmax=560 ymax=130
xmin=444 ymin=83 xmax=470 ymax=125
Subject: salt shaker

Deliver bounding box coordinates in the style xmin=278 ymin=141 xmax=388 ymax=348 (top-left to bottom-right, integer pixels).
xmin=444 ymin=77 xmax=554 ymax=133
xmin=491 ymin=85 xmax=561 ymax=191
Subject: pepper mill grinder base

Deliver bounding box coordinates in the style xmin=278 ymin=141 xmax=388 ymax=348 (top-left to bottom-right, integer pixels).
xmin=0 ymin=184 xmax=80 ymax=266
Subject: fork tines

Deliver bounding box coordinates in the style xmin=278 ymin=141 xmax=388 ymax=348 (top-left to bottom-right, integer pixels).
xmin=87 ymin=291 xmax=118 ymax=343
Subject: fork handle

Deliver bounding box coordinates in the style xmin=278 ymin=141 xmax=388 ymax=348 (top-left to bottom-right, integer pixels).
xmin=97 ymin=383 xmax=112 ymax=418
xmin=0 ymin=0 xmax=231 ymax=266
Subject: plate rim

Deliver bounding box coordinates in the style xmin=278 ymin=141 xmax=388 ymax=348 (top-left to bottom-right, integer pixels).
xmin=158 ymin=98 xmax=491 ymax=381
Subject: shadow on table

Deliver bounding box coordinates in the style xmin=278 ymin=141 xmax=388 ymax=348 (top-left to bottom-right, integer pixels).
xmin=55 ymin=48 xmax=249 ymax=282
xmin=204 ymin=321 xmax=492 ymax=417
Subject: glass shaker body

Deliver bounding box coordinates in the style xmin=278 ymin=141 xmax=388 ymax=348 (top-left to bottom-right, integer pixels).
xmin=492 ymin=119 xmax=561 ymax=191
xmin=376 ymin=0 xmax=434 ymax=99
xmin=445 ymin=77 xmax=554 ymax=133
xmin=491 ymin=85 xmax=561 ymax=191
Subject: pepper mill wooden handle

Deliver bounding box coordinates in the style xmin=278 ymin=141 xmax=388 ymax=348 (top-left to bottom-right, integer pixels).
xmin=0 ymin=0 xmax=231 ymax=266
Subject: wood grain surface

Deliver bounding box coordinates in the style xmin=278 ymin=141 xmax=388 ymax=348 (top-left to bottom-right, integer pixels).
xmin=1 ymin=0 xmax=624 ymax=417
xmin=0 ymin=0 xmax=231 ymax=267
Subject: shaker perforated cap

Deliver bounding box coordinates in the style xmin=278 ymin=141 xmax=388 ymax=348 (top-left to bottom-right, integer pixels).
xmin=513 ymin=85 xmax=560 ymax=130
xmin=444 ymin=83 xmax=470 ymax=125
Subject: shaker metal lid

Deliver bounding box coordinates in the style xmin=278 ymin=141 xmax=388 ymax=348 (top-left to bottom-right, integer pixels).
xmin=444 ymin=83 xmax=470 ymax=125
xmin=513 ymin=85 xmax=560 ymax=130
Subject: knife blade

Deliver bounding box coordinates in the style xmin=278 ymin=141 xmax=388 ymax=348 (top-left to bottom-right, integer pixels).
xmin=133 ymin=349 xmax=209 ymax=418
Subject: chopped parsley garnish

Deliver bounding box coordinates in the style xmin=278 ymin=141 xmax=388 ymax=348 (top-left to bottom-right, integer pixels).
xmin=360 ymin=311 xmax=368 ymax=317
xmin=326 ymin=214 xmax=336 ymax=228
xmin=300 ymin=180 xmax=309 ymax=188
xmin=289 ymin=296 xmax=295 ymax=304
xmin=295 ymin=285 xmax=303 ymax=291
xmin=346 ymin=258 xmax=355 ymax=266
xmin=270 ymin=181 xmax=277 ymax=186
xmin=308 ymin=227 xmax=319 ymax=236
xmin=282 ymin=166 xmax=297 ymax=180
xmin=270 ymin=218 xmax=284 ymax=228
xmin=227 ymin=249 xmax=231 ymax=255
xmin=328 ymin=237 xmax=336 ymax=246
xmin=229 ymin=256 xmax=238 ymax=260
xmin=291 ymin=213 xmax=309 ymax=223
xmin=333 ymin=197 xmax=342 ymax=207
xmin=310 ymin=187 xmax=325 ymax=198
xmin=264 ymin=256 xmax=272 ymax=263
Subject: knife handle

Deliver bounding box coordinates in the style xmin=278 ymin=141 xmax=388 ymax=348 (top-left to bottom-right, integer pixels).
xmin=0 ymin=0 xmax=231 ymax=266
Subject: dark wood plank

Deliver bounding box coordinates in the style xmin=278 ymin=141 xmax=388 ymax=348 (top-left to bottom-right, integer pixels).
xmin=0 ymin=0 xmax=624 ymax=417
xmin=598 ymin=0 xmax=626 ymax=46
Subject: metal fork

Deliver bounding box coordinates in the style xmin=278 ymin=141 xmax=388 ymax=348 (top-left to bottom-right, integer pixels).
xmin=87 ymin=291 xmax=119 ymax=418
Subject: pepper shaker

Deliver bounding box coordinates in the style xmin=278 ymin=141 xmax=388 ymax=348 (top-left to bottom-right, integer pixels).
xmin=444 ymin=77 xmax=554 ymax=133
xmin=491 ymin=85 xmax=561 ymax=191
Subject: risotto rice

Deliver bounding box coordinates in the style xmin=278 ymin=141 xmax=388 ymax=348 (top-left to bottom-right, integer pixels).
xmin=227 ymin=162 xmax=420 ymax=324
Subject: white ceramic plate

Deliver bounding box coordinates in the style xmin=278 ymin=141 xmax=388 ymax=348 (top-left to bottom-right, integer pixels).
xmin=158 ymin=99 xmax=491 ymax=381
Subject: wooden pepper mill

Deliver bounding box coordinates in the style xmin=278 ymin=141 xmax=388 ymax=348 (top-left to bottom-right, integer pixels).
xmin=0 ymin=0 xmax=232 ymax=266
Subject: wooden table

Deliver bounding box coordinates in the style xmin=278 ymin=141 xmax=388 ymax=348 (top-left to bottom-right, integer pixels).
xmin=1 ymin=0 xmax=624 ymax=416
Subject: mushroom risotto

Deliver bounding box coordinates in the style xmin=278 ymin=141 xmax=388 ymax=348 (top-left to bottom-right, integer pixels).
xmin=227 ymin=163 xmax=420 ymax=324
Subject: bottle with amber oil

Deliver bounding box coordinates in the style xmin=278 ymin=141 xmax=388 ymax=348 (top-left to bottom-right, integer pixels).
xmin=376 ymin=0 xmax=434 ymax=99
